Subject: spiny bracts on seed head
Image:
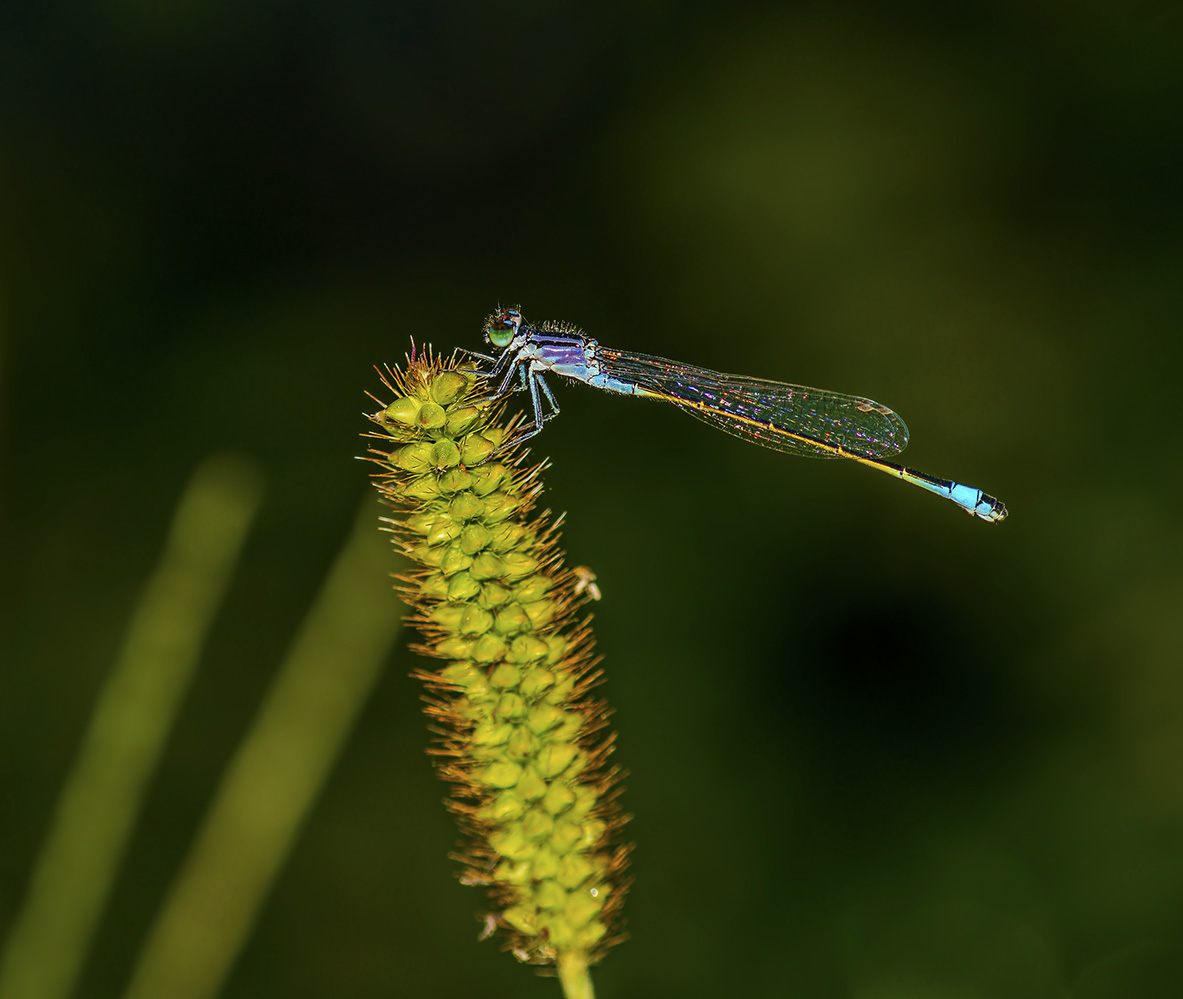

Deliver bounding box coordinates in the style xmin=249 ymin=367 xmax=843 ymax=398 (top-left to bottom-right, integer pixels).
xmin=362 ymin=346 xmax=631 ymax=967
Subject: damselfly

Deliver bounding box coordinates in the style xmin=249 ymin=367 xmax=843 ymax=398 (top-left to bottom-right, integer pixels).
xmin=471 ymin=308 xmax=1007 ymax=523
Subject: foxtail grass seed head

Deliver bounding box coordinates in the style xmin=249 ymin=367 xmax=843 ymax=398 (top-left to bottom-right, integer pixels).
xmin=363 ymin=347 xmax=630 ymax=969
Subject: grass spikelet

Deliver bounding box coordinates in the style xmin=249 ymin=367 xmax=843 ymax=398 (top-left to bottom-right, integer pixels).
xmin=362 ymin=346 xmax=630 ymax=982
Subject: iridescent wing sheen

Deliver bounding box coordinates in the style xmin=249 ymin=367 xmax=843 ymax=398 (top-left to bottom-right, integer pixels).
xmin=596 ymin=347 xmax=909 ymax=460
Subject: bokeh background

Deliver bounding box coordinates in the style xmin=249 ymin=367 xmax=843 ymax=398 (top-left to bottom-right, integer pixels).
xmin=3 ymin=1 xmax=1183 ymax=997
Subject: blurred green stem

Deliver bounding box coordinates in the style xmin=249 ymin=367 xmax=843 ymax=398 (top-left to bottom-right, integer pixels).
xmin=0 ymin=455 xmax=263 ymax=999
xmin=120 ymin=497 xmax=402 ymax=999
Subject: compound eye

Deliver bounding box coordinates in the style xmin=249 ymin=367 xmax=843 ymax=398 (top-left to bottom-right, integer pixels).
xmin=484 ymin=309 xmax=521 ymax=348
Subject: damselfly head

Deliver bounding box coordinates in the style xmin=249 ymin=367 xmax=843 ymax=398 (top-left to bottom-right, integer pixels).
xmin=485 ymin=309 xmax=523 ymax=349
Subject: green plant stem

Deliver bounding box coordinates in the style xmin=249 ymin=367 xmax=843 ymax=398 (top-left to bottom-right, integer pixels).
xmin=121 ymin=498 xmax=402 ymax=999
xmin=0 ymin=455 xmax=263 ymax=999
xmin=558 ymin=950 xmax=596 ymax=999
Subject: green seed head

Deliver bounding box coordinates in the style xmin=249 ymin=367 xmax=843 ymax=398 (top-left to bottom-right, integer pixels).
xmin=364 ymin=347 xmax=630 ymax=970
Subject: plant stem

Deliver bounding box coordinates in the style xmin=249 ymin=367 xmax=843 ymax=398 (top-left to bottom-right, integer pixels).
xmin=558 ymin=950 xmax=596 ymax=999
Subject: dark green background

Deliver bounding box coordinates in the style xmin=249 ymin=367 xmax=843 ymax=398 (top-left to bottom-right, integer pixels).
xmin=3 ymin=2 xmax=1182 ymax=996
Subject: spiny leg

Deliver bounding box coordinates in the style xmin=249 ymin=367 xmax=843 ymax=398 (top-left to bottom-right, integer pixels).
xmin=485 ymin=356 xmax=523 ymax=399
xmin=535 ymin=371 xmax=561 ymax=423
xmin=527 ymin=368 xmax=547 ymax=432
xmin=458 ymin=346 xmax=512 ymax=385
xmin=461 ymin=347 xmax=496 ymax=364
xmin=498 ymin=367 xmax=566 ymax=452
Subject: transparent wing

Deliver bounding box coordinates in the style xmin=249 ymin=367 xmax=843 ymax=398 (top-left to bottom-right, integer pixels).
xmin=597 ymin=347 xmax=909 ymax=459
